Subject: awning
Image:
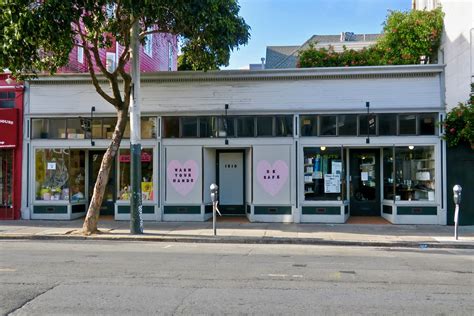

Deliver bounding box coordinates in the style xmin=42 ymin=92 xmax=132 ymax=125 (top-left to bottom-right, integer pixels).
xmin=0 ymin=109 xmax=18 ymax=148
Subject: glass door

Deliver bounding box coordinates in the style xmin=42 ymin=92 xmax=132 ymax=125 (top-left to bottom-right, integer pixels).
xmin=0 ymin=150 xmax=14 ymax=218
xmin=349 ymin=149 xmax=380 ymax=216
xmin=88 ymin=151 xmax=115 ymax=216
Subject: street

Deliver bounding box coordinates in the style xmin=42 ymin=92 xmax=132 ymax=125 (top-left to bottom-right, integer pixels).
xmin=1 ymin=240 xmax=473 ymax=315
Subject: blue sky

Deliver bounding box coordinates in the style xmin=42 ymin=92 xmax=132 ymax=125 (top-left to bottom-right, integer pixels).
xmin=225 ymin=0 xmax=412 ymax=69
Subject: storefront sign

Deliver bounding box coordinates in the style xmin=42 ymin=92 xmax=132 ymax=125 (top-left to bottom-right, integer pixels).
xmin=119 ymin=152 xmax=152 ymax=163
xmin=256 ymin=160 xmax=289 ymax=196
xmin=324 ymin=174 xmax=340 ymax=193
xmin=167 ymin=160 xmax=198 ymax=196
xmin=0 ymin=109 xmax=17 ymax=148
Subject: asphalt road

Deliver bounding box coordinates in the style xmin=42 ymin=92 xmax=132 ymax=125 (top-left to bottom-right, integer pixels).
xmin=1 ymin=240 xmax=473 ymax=315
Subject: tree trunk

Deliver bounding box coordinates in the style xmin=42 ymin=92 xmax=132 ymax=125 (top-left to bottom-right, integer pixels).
xmin=82 ymin=109 xmax=128 ymax=235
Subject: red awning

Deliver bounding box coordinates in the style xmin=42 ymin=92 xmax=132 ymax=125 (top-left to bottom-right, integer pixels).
xmin=0 ymin=109 xmax=18 ymax=148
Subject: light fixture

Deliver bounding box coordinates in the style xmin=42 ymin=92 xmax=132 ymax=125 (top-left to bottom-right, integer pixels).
xmin=320 ymin=146 xmax=326 ymax=151
xmin=408 ymin=145 xmax=414 ymax=150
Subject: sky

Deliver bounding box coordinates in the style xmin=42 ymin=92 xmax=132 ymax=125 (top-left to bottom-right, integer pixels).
xmin=224 ymin=0 xmax=412 ymax=69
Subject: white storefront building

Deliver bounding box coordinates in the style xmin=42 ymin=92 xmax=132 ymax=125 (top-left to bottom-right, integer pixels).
xmin=22 ymin=65 xmax=447 ymax=224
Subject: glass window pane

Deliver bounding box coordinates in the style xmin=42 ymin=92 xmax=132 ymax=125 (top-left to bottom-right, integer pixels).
xmin=320 ymin=116 xmax=336 ymax=136
xmin=67 ymin=118 xmax=86 ymax=139
xmin=338 ymin=115 xmax=357 ymax=136
xmin=0 ymin=100 xmax=14 ymax=108
xmin=162 ymin=117 xmax=179 ymax=138
xmin=69 ymin=150 xmax=86 ymax=202
xmin=199 ymin=116 xmax=218 ymax=138
xmin=275 ymin=116 xmax=293 ymax=137
xmin=383 ymin=147 xmax=394 ymax=200
xmin=32 ymin=119 xmax=47 ymax=139
xmin=102 ymin=118 xmax=117 ymax=139
xmin=304 ymin=147 xmax=343 ymax=201
xmin=42 ymin=119 xmax=67 ymax=139
xmin=236 ymin=117 xmax=255 ymax=137
xmin=35 ymin=148 xmax=72 ymax=201
xmin=181 ymin=117 xmax=198 ymax=137
xmin=118 ymin=148 xmax=154 ymax=201
xmin=359 ymin=114 xmax=376 ymax=136
xmin=399 ymin=114 xmax=417 ymax=135
xmin=300 ymin=115 xmax=318 ymax=136
xmin=379 ymin=114 xmax=397 ymax=136
xmin=419 ymin=113 xmax=437 ymax=135
xmin=256 ymin=117 xmax=273 ymax=136
xmin=224 ymin=117 xmax=236 ymax=137
xmin=395 ymin=146 xmax=435 ymax=201
xmin=90 ymin=119 xmax=103 ymax=139
xmin=141 ymin=117 xmax=157 ymax=139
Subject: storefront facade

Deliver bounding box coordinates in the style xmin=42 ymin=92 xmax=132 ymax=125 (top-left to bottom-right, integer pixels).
xmin=0 ymin=74 xmax=24 ymax=220
xmin=23 ymin=65 xmax=447 ymax=224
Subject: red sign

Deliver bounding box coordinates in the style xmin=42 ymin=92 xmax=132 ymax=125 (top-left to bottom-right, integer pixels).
xmin=119 ymin=151 xmax=152 ymax=163
xmin=0 ymin=109 xmax=17 ymax=148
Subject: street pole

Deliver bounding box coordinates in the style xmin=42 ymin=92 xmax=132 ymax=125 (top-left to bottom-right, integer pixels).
xmin=130 ymin=19 xmax=143 ymax=234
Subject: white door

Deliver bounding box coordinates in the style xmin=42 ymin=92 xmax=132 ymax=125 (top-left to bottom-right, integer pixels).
xmin=218 ymin=152 xmax=244 ymax=206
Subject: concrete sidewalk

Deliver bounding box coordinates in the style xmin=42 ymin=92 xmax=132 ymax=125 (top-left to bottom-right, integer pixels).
xmin=0 ymin=219 xmax=473 ymax=249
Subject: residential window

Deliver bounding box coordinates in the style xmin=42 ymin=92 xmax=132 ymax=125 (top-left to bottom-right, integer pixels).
xmin=144 ymin=28 xmax=153 ymax=57
xmin=106 ymin=52 xmax=116 ymax=72
xmin=0 ymin=91 xmax=15 ymax=108
xmin=77 ymin=46 xmax=84 ymax=64
xmin=168 ymin=41 xmax=173 ymax=71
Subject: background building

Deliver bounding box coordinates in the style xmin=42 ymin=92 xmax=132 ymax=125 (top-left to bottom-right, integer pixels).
xmin=265 ymin=32 xmax=381 ymax=69
xmin=413 ymin=0 xmax=473 ymax=109
xmin=0 ymin=74 xmax=24 ymax=219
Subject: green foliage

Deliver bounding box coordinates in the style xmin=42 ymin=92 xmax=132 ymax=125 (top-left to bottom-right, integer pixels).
xmin=0 ymin=0 xmax=250 ymax=79
xmin=298 ymin=8 xmax=444 ymax=68
xmin=442 ymin=101 xmax=474 ymax=148
xmin=178 ymin=53 xmax=219 ymax=71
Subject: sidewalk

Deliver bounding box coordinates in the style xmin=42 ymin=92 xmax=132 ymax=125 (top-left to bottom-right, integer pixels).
xmin=0 ymin=219 xmax=473 ymax=249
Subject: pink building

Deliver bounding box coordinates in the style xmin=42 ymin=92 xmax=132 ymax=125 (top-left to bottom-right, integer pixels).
xmin=60 ymin=32 xmax=178 ymax=73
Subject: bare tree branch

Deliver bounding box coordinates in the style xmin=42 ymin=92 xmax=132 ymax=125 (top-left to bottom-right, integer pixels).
xmin=76 ymin=21 xmax=117 ymax=107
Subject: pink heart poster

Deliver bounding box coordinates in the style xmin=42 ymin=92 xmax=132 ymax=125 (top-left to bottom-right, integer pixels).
xmin=167 ymin=160 xmax=199 ymax=196
xmin=256 ymin=160 xmax=289 ymax=196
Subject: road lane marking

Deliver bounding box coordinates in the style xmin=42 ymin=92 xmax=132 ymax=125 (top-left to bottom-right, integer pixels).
xmin=0 ymin=268 xmax=16 ymax=272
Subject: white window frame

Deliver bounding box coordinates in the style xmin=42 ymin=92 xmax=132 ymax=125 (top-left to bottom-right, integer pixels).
xmin=168 ymin=41 xmax=173 ymax=71
xmin=144 ymin=28 xmax=153 ymax=57
xmin=106 ymin=52 xmax=116 ymax=72
xmin=77 ymin=46 xmax=84 ymax=64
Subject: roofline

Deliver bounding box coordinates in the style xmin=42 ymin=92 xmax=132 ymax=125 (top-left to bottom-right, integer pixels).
xmin=30 ymin=65 xmax=445 ymax=84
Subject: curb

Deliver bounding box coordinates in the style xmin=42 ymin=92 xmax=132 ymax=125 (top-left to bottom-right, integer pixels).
xmin=1 ymin=234 xmax=473 ymax=249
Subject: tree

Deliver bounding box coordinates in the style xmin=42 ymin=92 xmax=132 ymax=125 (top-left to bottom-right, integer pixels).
xmin=178 ymin=52 xmax=219 ymax=71
xmin=0 ymin=0 xmax=250 ymax=234
xmin=298 ymin=8 xmax=443 ymax=68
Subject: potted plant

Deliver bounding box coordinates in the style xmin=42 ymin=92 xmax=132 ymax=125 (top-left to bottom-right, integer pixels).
xmin=442 ymin=101 xmax=474 ymax=149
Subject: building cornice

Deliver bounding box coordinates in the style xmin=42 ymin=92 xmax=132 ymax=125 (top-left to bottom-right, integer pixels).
xmin=29 ymin=64 xmax=445 ymax=85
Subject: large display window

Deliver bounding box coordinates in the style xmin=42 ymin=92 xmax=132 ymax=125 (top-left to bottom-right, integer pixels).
xmin=394 ymin=146 xmax=435 ymax=201
xmin=35 ymin=149 xmax=85 ymax=202
xmin=118 ymin=148 xmax=154 ymax=201
xmin=303 ymin=147 xmax=345 ymax=201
